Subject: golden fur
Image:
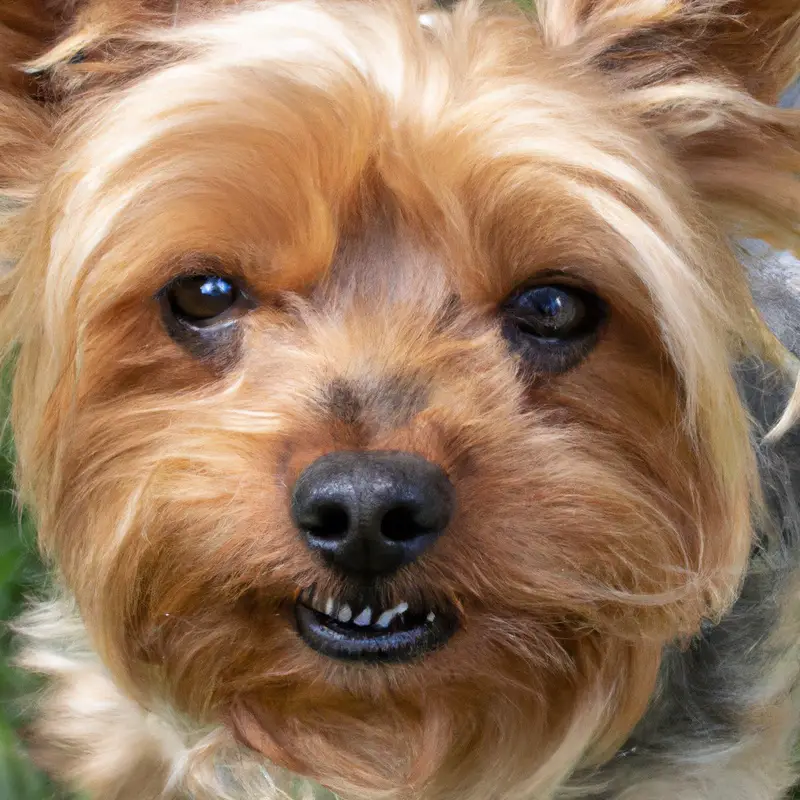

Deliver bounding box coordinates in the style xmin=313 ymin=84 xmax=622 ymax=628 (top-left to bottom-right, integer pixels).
xmin=0 ymin=1 xmax=799 ymax=798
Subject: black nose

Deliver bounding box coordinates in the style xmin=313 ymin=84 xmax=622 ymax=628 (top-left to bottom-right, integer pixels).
xmin=291 ymin=451 xmax=455 ymax=577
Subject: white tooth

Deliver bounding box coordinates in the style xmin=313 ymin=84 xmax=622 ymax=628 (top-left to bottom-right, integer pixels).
xmin=375 ymin=602 xmax=410 ymax=629
xmin=427 ymin=611 xmax=436 ymax=623
xmin=325 ymin=597 xmax=335 ymax=617
xmin=353 ymin=607 xmax=372 ymax=626
xmin=337 ymin=604 xmax=352 ymax=623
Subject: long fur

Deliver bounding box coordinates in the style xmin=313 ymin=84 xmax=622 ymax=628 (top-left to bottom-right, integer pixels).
xmin=0 ymin=1 xmax=799 ymax=799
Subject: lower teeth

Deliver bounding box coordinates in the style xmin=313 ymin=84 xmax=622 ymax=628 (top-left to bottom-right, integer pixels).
xmin=306 ymin=596 xmax=435 ymax=631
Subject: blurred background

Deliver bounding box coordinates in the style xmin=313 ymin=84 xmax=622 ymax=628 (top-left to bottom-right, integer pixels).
xmin=0 ymin=379 xmax=71 ymax=799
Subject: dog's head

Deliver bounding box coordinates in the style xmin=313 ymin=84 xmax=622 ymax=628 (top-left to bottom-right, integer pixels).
xmin=3 ymin=1 xmax=800 ymax=797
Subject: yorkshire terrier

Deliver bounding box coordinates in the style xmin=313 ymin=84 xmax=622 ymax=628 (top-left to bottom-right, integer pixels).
xmin=1 ymin=0 xmax=800 ymax=798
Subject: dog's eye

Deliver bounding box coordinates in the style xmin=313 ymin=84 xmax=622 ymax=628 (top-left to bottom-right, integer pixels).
xmin=166 ymin=275 xmax=242 ymax=326
xmin=500 ymin=284 xmax=606 ymax=373
xmin=159 ymin=267 xmax=256 ymax=363
xmin=505 ymin=286 xmax=592 ymax=339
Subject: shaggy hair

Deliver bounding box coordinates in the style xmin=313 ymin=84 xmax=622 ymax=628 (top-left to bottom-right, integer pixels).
xmin=0 ymin=1 xmax=799 ymax=799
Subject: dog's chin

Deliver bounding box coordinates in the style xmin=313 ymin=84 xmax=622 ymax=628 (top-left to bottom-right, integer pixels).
xmin=294 ymin=588 xmax=459 ymax=664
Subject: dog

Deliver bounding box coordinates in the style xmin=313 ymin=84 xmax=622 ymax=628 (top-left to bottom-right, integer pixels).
xmin=1 ymin=0 xmax=800 ymax=798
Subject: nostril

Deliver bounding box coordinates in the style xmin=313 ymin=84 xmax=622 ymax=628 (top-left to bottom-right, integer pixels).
xmin=293 ymin=450 xmax=455 ymax=575
xmin=305 ymin=503 xmax=350 ymax=541
xmin=380 ymin=505 xmax=432 ymax=543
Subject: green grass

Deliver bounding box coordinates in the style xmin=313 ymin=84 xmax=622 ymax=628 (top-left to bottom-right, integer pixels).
xmin=0 ymin=429 xmax=70 ymax=799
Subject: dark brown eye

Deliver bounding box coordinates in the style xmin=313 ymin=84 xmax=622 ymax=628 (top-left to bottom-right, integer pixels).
xmin=501 ymin=284 xmax=607 ymax=373
xmin=506 ymin=285 xmax=596 ymax=339
xmin=159 ymin=267 xmax=256 ymax=364
xmin=167 ymin=275 xmax=240 ymax=325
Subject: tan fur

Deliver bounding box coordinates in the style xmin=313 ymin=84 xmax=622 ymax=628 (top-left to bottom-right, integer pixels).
xmin=0 ymin=1 xmax=799 ymax=798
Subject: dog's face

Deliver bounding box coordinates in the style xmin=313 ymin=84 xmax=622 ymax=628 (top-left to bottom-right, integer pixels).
xmin=4 ymin=1 xmax=800 ymax=798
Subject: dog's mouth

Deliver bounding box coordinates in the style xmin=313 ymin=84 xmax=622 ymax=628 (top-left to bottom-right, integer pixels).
xmin=294 ymin=589 xmax=458 ymax=664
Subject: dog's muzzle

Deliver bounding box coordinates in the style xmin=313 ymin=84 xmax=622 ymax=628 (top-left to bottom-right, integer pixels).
xmin=291 ymin=450 xmax=458 ymax=662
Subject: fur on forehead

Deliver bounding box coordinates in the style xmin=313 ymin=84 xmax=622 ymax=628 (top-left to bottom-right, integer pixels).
xmin=10 ymin=5 xmax=798 ymax=306
xmin=7 ymin=3 xmax=779 ymax=388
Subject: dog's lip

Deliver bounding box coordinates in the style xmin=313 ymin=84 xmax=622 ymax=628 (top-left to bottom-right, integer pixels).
xmin=294 ymin=593 xmax=458 ymax=664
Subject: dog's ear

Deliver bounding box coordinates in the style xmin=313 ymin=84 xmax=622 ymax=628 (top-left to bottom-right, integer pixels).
xmin=537 ymin=0 xmax=800 ymax=103
xmin=22 ymin=1 xmax=171 ymax=96
xmin=0 ymin=2 xmax=62 ymax=273
xmin=537 ymin=1 xmax=800 ymax=249
xmin=21 ymin=0 xmax=243 ymax=97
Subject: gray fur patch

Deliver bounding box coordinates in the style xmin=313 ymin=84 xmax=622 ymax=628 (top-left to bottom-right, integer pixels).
xmin=566 ymin=359 xmax=800 ymax=797
xmin=741 ymin=239 xmax=800 ymax=359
